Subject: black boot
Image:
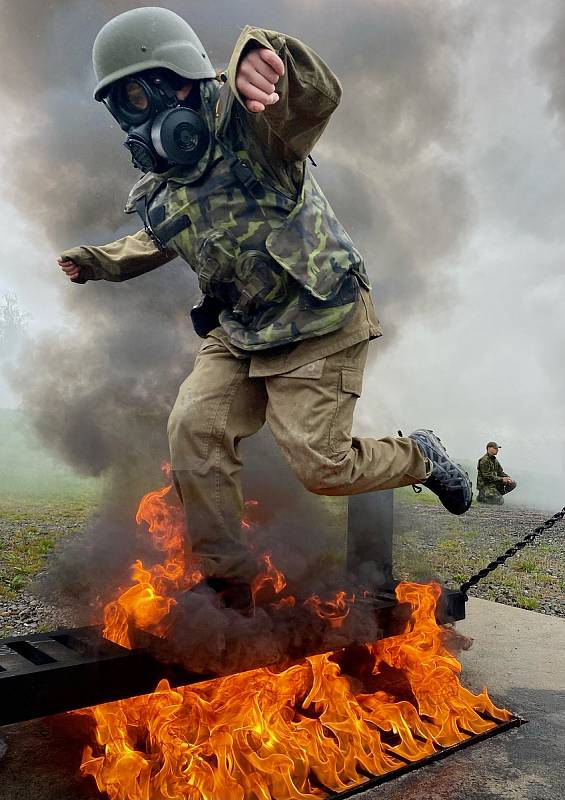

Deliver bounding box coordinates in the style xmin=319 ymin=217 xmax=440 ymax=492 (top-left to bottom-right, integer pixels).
xmin=409 ymin=429 xmax=472 ymax=515
xmin=205 ymin=577 xmax=254 ymax=614
xmin=188 ymin=577 xmax=254 ymax=615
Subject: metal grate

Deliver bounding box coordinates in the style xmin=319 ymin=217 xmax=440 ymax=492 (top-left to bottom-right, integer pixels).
xmin=328 ymin=715 xmax=526 ymax=799
xmin=0 ymin=585 xmax=465 ymax=727
xmin=0 ymin=626 xmax=204 ymax=726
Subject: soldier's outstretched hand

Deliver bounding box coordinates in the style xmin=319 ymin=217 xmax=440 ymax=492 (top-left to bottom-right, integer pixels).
xmin=236 ymin=47 xmax=285 ymax=113
xmin=57 ymin=256 xmax=81 ymax=282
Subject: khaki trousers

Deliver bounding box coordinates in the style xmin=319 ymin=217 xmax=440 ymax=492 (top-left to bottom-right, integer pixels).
xmin=168 ymin=337 xmax=428 ymax=582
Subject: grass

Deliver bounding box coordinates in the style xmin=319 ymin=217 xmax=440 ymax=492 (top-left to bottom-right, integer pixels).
xmin=516 ymin=596 xmax=541 ymax=611
xmin=393 ymin=490 xmax=565 ymax=615
xmin=3 ymin=527 xmax=60 ymax=591
xmin=511 ymin=559 xmax=539 ymax=575
xmin=395 ymin=486 xmax=440 ymax=506
xmin=0 ymin=408 xmax=102 ymax=596
xmin=0 ymin=498 xmax=96 ymax=599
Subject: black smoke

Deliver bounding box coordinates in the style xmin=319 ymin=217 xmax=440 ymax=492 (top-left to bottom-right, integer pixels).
xmin=1 ymin=1 xmax=474 ymax=612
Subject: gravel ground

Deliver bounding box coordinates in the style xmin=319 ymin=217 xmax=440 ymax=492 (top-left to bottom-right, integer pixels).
xmin=0 ymin=590 xmax=78 ymax=639
xmin=1 ymin=495 xmax=564 ymax=637
xmin=0 ymin=499 xmax=93 ymax=638
xmin=395 ymin=497 xmax=565 ymax=617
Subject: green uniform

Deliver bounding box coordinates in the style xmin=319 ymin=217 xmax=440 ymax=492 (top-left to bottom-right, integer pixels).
xmin=476 ymin=453 xmax=517 ymax=505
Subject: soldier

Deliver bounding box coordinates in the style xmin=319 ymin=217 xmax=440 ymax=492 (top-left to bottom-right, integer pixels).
xmin=58 ymin=7 xmax=472 ymax=610
xmin=477 ymin=441 xmax=517 ymax=505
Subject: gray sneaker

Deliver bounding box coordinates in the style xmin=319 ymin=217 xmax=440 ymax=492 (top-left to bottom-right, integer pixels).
xmin=409 ymin=429 xmax=472 ymax=515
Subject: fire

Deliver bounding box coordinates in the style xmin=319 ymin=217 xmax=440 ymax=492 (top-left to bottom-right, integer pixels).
xmin=102 ymin=483 xmax=202 ymax=648
xmin=101 ymin=475 xmax=348 ymax=648
xmin=303 ymin=591 xmax=354 ymax=629
xmin=251 ymin=553 xmax=288 ymax=599
xmin=80 ymin=475 xmax=510 ymax=799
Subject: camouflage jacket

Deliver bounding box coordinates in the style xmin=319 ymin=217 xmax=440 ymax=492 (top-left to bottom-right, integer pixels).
xmin=476 ymin=453 xmax=507 ymax=493
xmin=62 ymin=27 xmax=371 ymax=351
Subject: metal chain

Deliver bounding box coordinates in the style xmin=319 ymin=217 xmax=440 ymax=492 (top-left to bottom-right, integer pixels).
xmin=460 ymin=506 xmax=565 ymax=597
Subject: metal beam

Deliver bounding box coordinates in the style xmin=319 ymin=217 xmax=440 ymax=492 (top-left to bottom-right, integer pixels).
xmin=0 ymin=626 xmax=205 ymax=727
xmin=347 ymin=490 xmax=394 ymax=583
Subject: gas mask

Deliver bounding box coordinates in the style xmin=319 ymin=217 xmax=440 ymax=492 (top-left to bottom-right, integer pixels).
xmin=103 ymin=70 xmax=210 ymax=173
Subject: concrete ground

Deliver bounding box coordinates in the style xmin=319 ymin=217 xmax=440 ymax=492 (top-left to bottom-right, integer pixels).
xmin=359 ymin=598 xmax=565 ymax=800
xmin=0 ymin=597 xmax=563 ymax=800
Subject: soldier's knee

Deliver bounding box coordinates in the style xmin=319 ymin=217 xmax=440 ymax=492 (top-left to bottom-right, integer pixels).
xmin=291 ymin=458 xmax=342 ymax=494
xmin=167 ymin=392 xmax=206 ymax=451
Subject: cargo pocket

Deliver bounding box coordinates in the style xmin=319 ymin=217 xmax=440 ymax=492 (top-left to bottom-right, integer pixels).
xmin=232 ymin=250 xmax=289 ymax=324
xmin=197 ymin=230 xmax=239 ymax=304
xmin=280 ymin=358 xmax=326 ymax=380
xmin=329 ymin=368 xmax=364 ymax=455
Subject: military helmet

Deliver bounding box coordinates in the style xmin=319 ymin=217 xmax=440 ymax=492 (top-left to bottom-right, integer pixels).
xmin=92 ymin=7 xmax=216 ymax=101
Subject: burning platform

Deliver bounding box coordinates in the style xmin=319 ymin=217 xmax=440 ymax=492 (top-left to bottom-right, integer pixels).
xmin=0 ymin=583 xmax=465 ymax=727
xmin=0 ymin=484 xmax=536 ymax=800
xmin=0 ymin=582 xmax=518 ymax=799
xmin=2 ymin=596 xmax=562 ymax=800
xmin=0 ymin=489 xmax=466 ymax=727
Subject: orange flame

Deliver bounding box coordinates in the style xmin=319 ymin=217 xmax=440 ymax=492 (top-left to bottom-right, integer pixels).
xmin=102 ymin=482 xmax=201 ymax=647
xmin=83 ymin=474 xmax=510 ymax=799
xmin=81 ymin=581 xmax=509 ymax=799
xmin=251 ymin=553 xmax=287 ymax=600
xmin=303 ymin=591 xmax=354 ymax=629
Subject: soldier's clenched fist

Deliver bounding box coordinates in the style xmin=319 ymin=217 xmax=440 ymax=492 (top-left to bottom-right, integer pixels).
xmin=57 ymin=256 xmax=81 ymax=281
xmin=235 ymin=47 xmax=285 ymax=113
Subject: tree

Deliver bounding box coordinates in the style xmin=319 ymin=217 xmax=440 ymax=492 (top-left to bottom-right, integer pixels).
xmin=0 ymin=293 xmax=28 ymax=357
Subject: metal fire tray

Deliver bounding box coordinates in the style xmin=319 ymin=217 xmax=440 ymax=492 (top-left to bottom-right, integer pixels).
xmin=327 ymin=715 xmax=526 ymax=799
xmin=0 ymin=585 xmax=465 ymax=727
xmin=0 ymin=626 xmax=206 ymax=727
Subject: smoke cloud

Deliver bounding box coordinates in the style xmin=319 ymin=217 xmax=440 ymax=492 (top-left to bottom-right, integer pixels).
xmin=0 ymin=0 xmax=476 ymax=606
xmin=1 ymin=0 xmax=472 ymax=472
xmin=2 ymin=1 xmax=564 ymax=617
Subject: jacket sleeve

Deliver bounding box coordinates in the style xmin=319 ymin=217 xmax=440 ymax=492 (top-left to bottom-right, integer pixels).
xmin=479 ymin=457 xmax=504 ymax=485
xmin=60 ymin=229 xmax=177 ymax=283
xmin=226 ymin=26 xmax=342 ymax=162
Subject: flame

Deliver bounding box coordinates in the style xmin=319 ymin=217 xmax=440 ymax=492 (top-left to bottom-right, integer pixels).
xmin=82 ymin=474 xmax=510 ymax=799
xmin=251 ymin=553 xmax=287 ymax=600
xmin=102 ymin=483 xmax=202 ymax=648
xmin=101 ymin=477 xmax=340 ymax=647
xmin=81 ymin=581 xmax=509 ymax=799
xmin=303 ymin=591 xmax=354 ymax=629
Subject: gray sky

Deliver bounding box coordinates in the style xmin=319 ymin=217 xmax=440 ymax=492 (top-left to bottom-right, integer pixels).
xmin=0 ymin=0 xmax=564 ymax=509
xmin=356 ymin=0 xmax=565 ymax=509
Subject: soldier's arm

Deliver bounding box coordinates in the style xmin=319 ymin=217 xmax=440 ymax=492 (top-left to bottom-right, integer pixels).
xmin=497 ymin=462 xmax=513 ymax=482
xmin=480 ymin=457 xmax=504 ymax=485
xmin=59 ymin=229 xmax=176 ymax=283
xmin=227 ymin=26 xmax=342 ymax=162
